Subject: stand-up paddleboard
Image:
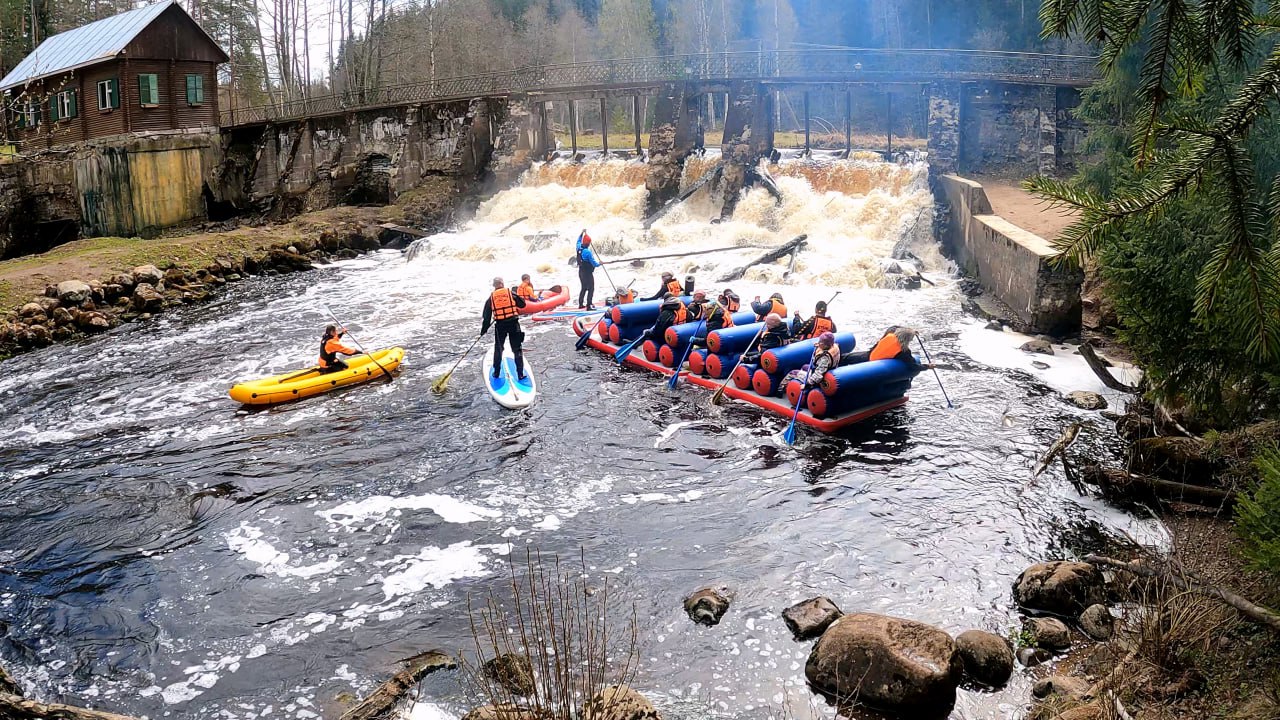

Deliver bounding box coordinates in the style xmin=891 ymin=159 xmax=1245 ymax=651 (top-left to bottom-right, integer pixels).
xmin=530 ymin=307 xmax=600 ymax=322
xmin=482 ymin=348 xmax=537 ymax=409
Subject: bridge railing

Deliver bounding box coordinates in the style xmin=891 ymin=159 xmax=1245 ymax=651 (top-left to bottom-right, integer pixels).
xmin=221 ymin=49 xmax=1100 ymax=128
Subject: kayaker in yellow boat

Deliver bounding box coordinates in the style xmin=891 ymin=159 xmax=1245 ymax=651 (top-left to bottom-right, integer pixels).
xmin=319 ymin=325 xmax=359 ymax=373
xmin=481 ymin=277 xmax=528 ymax=381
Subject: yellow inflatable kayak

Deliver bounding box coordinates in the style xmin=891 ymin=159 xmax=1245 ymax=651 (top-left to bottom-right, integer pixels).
xmin=229 ymin=347 xmax=405 ymax=405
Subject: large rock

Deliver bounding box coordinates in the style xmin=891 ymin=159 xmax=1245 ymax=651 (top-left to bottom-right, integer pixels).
xmin=80 ymin=312 xmax=111 ymax=333
xmin=19 ymin=302 xmax=44 ymax=318
xmin=1013 ymin=561 xmax=1105 ymax=617
xmin=782 ymin=597 xmax=843 ymax=640
xmin=50 ymin=307 xmax=74 ymax=326
xmin=1066 ymin=391 xmax=1107 ymax=410
xmin=580 ymin=685 xmax=660 ymax=720
xmin=954 ymin=630 xmax=1014 ymax=688
xmin=1017 ymin=647 xmax=1053 ymax=667
xmin=1078 ymin=604 xmax=1114 ymax=641
xmin=111 ymin=272 xmax=136 ymax=290
xmin=1023 ymin=617 xmax=1071 ymax=651
xmin=1020 ymin=339 xmax=1054 ymax=355
xmin=483 ymin=653 xmax=535 ymax=696
xmin=132 ymin=283 xmax=165 ymax=312
xmin=683 ymin=586 xmax=731 ymax=626
xmin=132 ymin=264 xmax=164 ymax=285
xmin=56 ymin=280 xmax=91 ymax=304
xmin=1031 ymin=675 xmax=1091 ymax=701
xmin=805 ymin=612 xmax=961 ymax=717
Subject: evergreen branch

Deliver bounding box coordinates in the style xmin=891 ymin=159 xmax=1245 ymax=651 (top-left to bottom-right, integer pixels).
xmin=1216 ymin=44 xmax=1280 ymax=136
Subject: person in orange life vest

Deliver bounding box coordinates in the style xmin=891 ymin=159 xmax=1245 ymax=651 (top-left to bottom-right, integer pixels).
xmin=480 ymin=277 xmax=528 ymax=380
xmin=791 ymin=300 xmax=837 ymax=340
xmin=751 ymin=292 xmax=787 ymax=321
xmin=719 ymin=288 xmax=741 ymax=312
xmin=609 ymin=286 xmax=636 ymax=305
xmin=742 ymin=313 xmax=790 ymax=363
xmin=849 ymin=326 xmax=933 ymax=370
xmin=782 ymin=331 xmax=842 ymax=388
xmin=691 ymin=297 xmax=732 ymax=347
xmin=516 ymin=274 xmax=537 ymax=301
xmin=319 ymin=325 xmax=359 ymax=373
xmin=642 ymin=271 xmax=684 ymax=301
xmin=685 ymin=291 xmax=710 ymax=321
xmin=638 ymin=294 xmax=686 ymax=345
xmin=576 ymin=230 xmax=603 ymax=309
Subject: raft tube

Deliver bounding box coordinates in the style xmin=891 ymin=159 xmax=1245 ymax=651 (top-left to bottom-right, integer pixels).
xmin=704 ymin=352 xmax=742 ymax=379
xmin=707 ymin=322 xmax=765 ymax=354
xmin=820 ymin=358 xmax=920 ymax=397
xmin=642 ymin=340 xmax=661 ymax=363
xmin=663 ymin=312 xmax=756 ymax=348
xmin=689 ymin=349 xmax=708 ymax=376
xmin=759 ymin=332 xmax=857 ymax=375
xmin=732 ymin=363 xmax=755 ymax=390
xmin=810 ymin=379 xmax=914 ymax=418
xmin=517 ymin=285 xmax=569 ymax=315
xmin=753 ymin=368 xmax=782 ymax=396
xmin=570 ymin=316 xmax=908 ymax=433
xmin=229 ymin=347 xmax=404 ymax=405
xmin=609 ymin=296 xmax=692 ymax=325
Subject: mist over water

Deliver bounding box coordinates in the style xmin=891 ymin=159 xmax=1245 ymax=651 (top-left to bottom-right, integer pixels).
xmin=0 ymin=154 xmax=1149 ymax=720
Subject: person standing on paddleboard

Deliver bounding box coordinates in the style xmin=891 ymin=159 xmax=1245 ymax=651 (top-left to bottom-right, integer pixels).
xmin=575 ymin=229 xmax=602 ymax=309
xmin=481 ymin=277 xmax=528 ymax=381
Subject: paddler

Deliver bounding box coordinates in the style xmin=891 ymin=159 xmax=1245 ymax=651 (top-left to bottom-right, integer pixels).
xmin=576 ymin=229 xmax=602 ymax=310
xmin=609 ymin=285 xmax=636 ymax=305
xmin=516 ymin=274 xmax=538 ymax=301
xmin=319 ymin=325 xmax=359 ymax=373
xmin=480 ymin=277 xmax=528 ymax=381
xmin=751 ymin=292 xmax=787 ymax=321
xmin=783 ymin=332 xmax=842 ymax=388
xmin=637 ymin=293 xmax=686 ymax=345
xmin=719 ymin=288 xmax=741 ymax=312
xmin=642 ymin=271 xmax=685 ymax=301
xmin=848 ymin=326 xmax=933 ymax=370
xmin=742 ymin=313 xmax=790 ymax=364
xmin=691 ymin=296 xmax=733 ymax=347
xmin=686 ymin=291 xmax=710 ymax=321
xmin=792 ymin=300 xmax=836 ymax=340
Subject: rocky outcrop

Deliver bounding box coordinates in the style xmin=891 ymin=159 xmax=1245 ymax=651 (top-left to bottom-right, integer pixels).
xmin=805 ymin=613 xmax=961 ymax=717
xmin=56 ymin=280 xmax=91 ymax=304
xmin=782 ymin=597 xmax=843 ymax=640
xmin=579 ymin=685 xmax=661 ymax=720
xmin=1066 ymin=391 xmax=1107 ymax=410
xmin=683 ymin=586 xmax=731 ymax=627
xmin=132 ymin=284 xmax=165 ymax=312
xmin=1078 ymin=604 xmax=1114 ymax=641
xmin=954 ymin=630 xmax=1014 ymax=688
xmin=1013 ymin=561 xmax=1105 ymax=617
xmin=131 ymin=264 xmax=164 ymax=285
xmin=1020 ymin=339 xmax=1054 ymax=355
xmin=1023 ymin=617 xmax=1072 ymax=651
xmin=483 ymin=653 xmax=535 ymax=696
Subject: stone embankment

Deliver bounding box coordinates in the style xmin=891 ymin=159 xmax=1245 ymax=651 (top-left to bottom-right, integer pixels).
xmin=0 ymin=212 xmax=391 ymax=361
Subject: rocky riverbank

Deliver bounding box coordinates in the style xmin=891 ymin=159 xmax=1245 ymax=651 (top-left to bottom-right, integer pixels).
xmin=0 ymin=206 xmax=405 ymax=361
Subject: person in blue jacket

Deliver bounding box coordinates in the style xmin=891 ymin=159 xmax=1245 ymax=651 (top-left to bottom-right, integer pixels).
xmin=575 ymin=229 xmax=603 ymax=309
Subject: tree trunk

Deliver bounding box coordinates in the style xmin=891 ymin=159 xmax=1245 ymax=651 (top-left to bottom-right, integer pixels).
xmin=0 ymin=692 xmax=141 ymax=720
xmin=716 ymin=235 xmax=808 ymax=282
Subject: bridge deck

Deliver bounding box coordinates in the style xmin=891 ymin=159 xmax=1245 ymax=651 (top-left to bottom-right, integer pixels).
xmin=221 ymin=49 xmax=1100 ymax=129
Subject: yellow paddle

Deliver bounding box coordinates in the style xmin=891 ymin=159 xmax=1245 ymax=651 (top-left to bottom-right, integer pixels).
xmin=431 ymin=334 xmax=483 ymax=394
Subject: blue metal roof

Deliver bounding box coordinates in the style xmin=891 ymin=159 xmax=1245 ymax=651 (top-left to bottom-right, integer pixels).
xmin=0 ymin=1 xmax=177 ymax=91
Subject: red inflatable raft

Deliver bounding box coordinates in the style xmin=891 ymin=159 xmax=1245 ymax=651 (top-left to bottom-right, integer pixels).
xmin=518 ymin=285 xmax=570 ymax=315
xmin=571 ymin=316 xmax=908 ymax=433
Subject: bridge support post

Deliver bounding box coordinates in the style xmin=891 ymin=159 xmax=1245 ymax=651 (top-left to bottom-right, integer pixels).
xmin=844 ymin=89 xmax=852 ymax=156
xmin=633 ymin=95 xmax=643 ymax=156
xmin=644 ymin=83 xmax=701 ymax=216
xmin=569 ymin=101 xmax=578 ymax=157
xmin=600 ymin=98 xmax=609 ymax=156
xmin=719 ymin=80 xmax=774 ymax=221
xmin=1037 ymin=86 xmax=1058 ymax=176
xmin=926 ymin=81 xmax=962 ymax=181
xmin=886 ymin=91 xmax=894 ymax=159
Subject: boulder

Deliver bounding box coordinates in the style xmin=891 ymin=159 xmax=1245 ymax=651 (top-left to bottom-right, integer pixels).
xmin=1023 ymin=617 xmax=1071 ymax=651
xmin=1078 ymin=604 xmax=1114 ymax=641
xmin=19 ymin=302 xmax=44 ymax=318
xmin=984 ymin=320 xmax=1004 ymax=331
xmin=1032 ymin=360 xmax=1050 ymax=370
xmin=267 ymin=248 xmax=314 ymax=272
xmin=56 ymin=280 xmax=91 ymax=304
xmin=782 ymin=597 xmax=843 ymax=640
xmin=26 ymin=324 xmax=51 ymax=347
xmin=81 ymin=313 xmax=111 ymax=333
xmin=579 ymin=685 xmax=661 ymax=720
xmin=482 ymin=653 xmax=535 ymax=696
xmin=132 ymin=264 xmax=164 ymax=285
xmin=163 ymin=267 xmax=189 ymax=286
xmin=51 ymin=307 xmax=74 ymax=326
xmin=1013 ymin=561 xmax=1105 ymax=617
xmin=1066 ymin=391 xmax=1107 ymax=410
xmin=683 ymin=586 xmax=732 ymax=626
xmin=1032 ymin=675 xmax=1091 ymax=701
xmin=1020 ymin=339 xmax=1054 ymax=355
xmin=954 ymin=630 xmax=1014 ymax=688
xmin=1017 ymin=647 xmax=1053 ymax=667
xmin=34 ymin=296 xmax=60 ymax=312
xmin=102 ymin=284 xmax=124 ymax=301
xmin=132 ymin=283 xmax=165 ymax=312
xmin=805 ymin=612 xmax=961 ymax=716
xmin=111 ymin=272 xmax=136 ymax=290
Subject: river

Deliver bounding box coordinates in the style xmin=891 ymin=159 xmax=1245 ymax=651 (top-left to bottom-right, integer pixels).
xmin=0 ymin=153 xmax=1156 ymax=720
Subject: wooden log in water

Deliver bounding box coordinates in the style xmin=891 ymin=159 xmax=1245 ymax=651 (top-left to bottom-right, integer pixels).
xmin=499 ymin=216 xmax=529 ymax=234
xmin=642 ymin=164 xmax=722 ymax=229
xmin=378 ymin=223 xmax=431 ymax=239
xmin=715 ymin=235 xmax=808 ymax=282
xmin=607 ymin=243 xmax=769 ymax=266
xmin=339 ymin=650 xmax=458 ymax=720
xmin=1081 ymin=464 xmax=1237 ymax=509
xmin=0 ymin=692 xmax=142 ymax=720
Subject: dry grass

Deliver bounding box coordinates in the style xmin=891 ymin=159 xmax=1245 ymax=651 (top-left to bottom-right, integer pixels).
xmin=460 ymin=549 xmax=640 ymax=718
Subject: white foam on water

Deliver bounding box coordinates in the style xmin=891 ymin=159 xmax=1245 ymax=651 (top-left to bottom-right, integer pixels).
xmin=225 ymin=523 xmax=343 ymax=579
xmin=406 ymin=702 xmax=459 ymax=720
xmin=377 ymin=541 xmax=495 ymax=599
xmin=317 ymin=493 xmax=502 ymax=531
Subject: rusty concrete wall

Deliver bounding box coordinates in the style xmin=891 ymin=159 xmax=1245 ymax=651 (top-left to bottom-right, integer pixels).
xmin=938 ymin=174 xmax=1081 ymax=334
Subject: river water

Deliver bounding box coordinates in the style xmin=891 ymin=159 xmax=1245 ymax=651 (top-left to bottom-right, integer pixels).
xmin=0 ymin=154 xmax=1156 ymax=720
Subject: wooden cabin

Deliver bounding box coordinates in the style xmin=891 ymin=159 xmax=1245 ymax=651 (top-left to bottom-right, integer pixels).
xmin=0 ymin=0 xmax=229 ymax=149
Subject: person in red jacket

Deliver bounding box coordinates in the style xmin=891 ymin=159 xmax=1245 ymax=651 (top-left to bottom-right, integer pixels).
xmin=319 ymin=325 xmax=358 ymax=373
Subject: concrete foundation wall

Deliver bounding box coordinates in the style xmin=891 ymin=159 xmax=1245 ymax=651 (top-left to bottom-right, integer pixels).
xmin=938 ymin=174 xmax=1081 ymax=334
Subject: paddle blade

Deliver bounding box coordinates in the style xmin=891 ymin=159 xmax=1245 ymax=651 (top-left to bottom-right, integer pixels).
xmin=783 ymin=422 xmax=799 ymax=445
xmin=430 ymin=372 xmax=452 ymax=394
xmin=576 ymin=326 xmax=595 ymax=350
xmin=615 ymin=337 xmax=642 ymax=364
xmin=666 ymin=371 xmax=681 ymax=390
xmin=710 ymin=386 xmax=727 ymax=405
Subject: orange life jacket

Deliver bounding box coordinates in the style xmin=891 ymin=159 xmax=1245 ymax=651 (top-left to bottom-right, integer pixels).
xmin=516 ymin=282 xmax=536 ymax=300
xmin=723 ymin=295 xmax=740 ymax=312
xmin=616 ymin=289 xmax=636 ymax=304
xmin=664 ymin=278 xmax=683 ymax=296
xmin=319 ymin=335 xmax=356 ymax=367
xmin=799 ymin=315 xmax=835 ymax=340
xmin=709 ymin=304 xmax=734 ymax=328
xmin=869 ymin=333 xmax=903 ymax=361
xmin=758 ymin=299 xmax=787 ymax=320
xmin=673 ymin=303 xmax=688 ymax=325
xmin=491 ymin=288 xmax=519 ymax=321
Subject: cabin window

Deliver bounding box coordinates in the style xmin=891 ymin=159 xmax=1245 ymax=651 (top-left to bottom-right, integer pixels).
xmin=51 ymin=91 xmax=77 ymax=121
xmin=138 ymin=73 xmax=159 ymax=107
xmin=16 ymin=101 xmax=39 ymax=128
xmin=97 ymin=79 xmax=119 ymax=111
xmin=185 ymin=74 xmax=204 ymax=105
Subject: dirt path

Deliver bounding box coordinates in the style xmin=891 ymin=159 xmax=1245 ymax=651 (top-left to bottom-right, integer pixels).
xmin=973 ymin=176 xmax=1079 ymax=241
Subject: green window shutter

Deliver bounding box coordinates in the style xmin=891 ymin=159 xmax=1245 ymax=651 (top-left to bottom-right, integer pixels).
xmin=149 ymin=74 xmax=159 ymax=105
xmin=50 ymin=97 xmax=59 ymax=122
xmin=186 ymin=74 xmax=204 ymax=104
xmin=15 ymin=109 xmax=24 ymax=129
xmin=139 ymin=74 xmax=158 ymax=105
xmin=67 ymin=91 xmax=77 ymax=119
xmin=110 ymin=79 xmax=119 ymax=109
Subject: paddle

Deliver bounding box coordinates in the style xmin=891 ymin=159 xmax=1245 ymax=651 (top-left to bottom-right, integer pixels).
xmin=916 ymin=336 xmax=954 ymax=408
xmin=614 ymin=331 xmax=648 ymax=365
xmin=323 ymin=305 xmax=394 ymax=384
xmin=709 ymin=323 xmax=765 ymax=406
xmin=277 ymin=366 xmax=321 ymax=383
xmin=666 ymin=316 xmax=707 ymax=390
xmin=432 ymin=334 xmax=483 ymax=394
xmin=782 ymin=364 xmax=815 ymax=445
